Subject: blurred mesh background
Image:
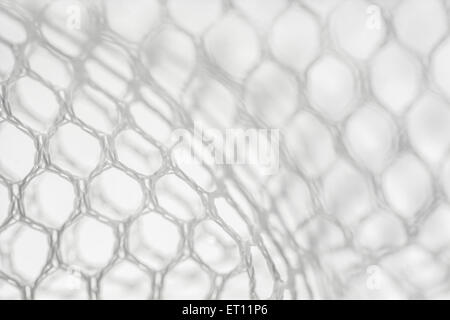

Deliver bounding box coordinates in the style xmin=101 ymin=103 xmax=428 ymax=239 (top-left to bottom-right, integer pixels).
xmin=1 ymin=0 xmax=450 ymax=300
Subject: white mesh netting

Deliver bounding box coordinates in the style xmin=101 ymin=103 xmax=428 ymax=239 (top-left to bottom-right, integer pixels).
xmin=1 ymin=0 xmax=450 ymax=300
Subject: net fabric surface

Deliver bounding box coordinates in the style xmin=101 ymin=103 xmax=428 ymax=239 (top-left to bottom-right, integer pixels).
xmin=1 ymin=0 xmax=450 ymax=300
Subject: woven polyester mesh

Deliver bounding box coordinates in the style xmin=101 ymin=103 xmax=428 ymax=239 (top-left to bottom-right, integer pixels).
xmin=1 ymin=0 xmax=450 ymax=300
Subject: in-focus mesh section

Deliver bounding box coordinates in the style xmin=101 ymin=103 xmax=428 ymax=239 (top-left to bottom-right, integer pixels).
xmin=0 ymin=0 xmax=450 ymax=300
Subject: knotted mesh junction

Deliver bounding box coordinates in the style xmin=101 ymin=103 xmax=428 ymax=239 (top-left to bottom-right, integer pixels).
xmin=1 ymin=0 xmax=450 ymax=300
